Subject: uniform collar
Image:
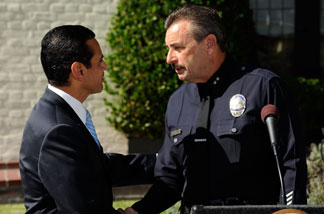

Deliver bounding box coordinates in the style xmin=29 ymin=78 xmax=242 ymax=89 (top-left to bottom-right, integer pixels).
xmin=197 ymin=55 xmax=233 ymax=97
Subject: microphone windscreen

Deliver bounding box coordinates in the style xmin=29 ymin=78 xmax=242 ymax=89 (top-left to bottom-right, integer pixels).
xmin=261 ymin=104 xmax=280 ymax=123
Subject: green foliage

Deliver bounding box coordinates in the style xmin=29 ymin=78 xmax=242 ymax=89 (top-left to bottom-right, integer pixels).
xmin=295 ymin=77 xmax=324 ymax=143
xmin=114 ymin=200 xmax=180 ymax=213
xmin=0 ymin=201 xmax=180 ymax=214
xmin=104 ymin=0 xmax=183 ymax=139
xmin=104 ymin=0 xmax=257 ymax=139
xmin=0 ymin=203 xmax=25 ymax=214
xmin=307 ymin=141 xmax=324 ymax=205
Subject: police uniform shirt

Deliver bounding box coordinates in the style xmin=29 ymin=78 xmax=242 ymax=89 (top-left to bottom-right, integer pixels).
xmin=132 ymin=56 xmax=307 ymax=213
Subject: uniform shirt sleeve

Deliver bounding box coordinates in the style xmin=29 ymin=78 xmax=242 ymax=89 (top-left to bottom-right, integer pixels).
xmin=107 ymin=153 xmax=156 ymax=186
xmin=131 ymin=179 xmax=181 ymax=214
xmin=131 ymin=119 xmax=183 ymax=213
xmin=267 ymin=77 xmax=307 ymax=204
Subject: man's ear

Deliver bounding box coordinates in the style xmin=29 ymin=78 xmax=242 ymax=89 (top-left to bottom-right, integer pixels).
xmin=205 ymin=34 xmax=217 ymax=55
xmin=71 ymin=62 xmax=84 ymax=81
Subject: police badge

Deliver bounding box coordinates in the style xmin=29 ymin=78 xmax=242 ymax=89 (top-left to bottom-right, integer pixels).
xmin=229 ymin=94 xmax=246 ymax=117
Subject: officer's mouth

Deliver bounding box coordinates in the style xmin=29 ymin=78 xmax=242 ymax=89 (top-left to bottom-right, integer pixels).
xmin=172 ymin=64 xmax=186 ymax=74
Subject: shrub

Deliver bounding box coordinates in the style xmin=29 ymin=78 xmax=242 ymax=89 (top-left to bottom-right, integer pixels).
xmin=104 ymin=0 xmax=257 ymax=139
xmin=307 ymin=140 xmax=324 ymax=205
xmin=295 ymin=77 xmax=324 ymax=143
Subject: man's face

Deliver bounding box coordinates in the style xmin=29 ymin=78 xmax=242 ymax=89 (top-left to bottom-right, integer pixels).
xmin=82 ymin=38 xmax=107 ymax=94
xmin=165 ymin=20 xmax=208 ymax=83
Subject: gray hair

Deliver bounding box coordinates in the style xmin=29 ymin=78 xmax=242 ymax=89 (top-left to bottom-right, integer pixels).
xmin=165 ymin=4 xmax=226 ymax=51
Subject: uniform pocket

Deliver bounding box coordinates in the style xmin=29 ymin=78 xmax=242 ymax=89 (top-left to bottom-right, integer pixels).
xmin=212 ymin=117 xmax=258 ymax=163
xmin=216 ymin=117 xmax=257 ymax=137
xmin=169 ymin=125 xmax=192 ymax=146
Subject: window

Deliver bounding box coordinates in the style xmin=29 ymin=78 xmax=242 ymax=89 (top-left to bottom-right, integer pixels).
xmin=249 ymin=0 xmax=295 ymax=36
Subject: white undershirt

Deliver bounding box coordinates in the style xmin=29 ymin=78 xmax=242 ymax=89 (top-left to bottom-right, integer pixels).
xmin=47 ymin=84 xmax=87 ymax=125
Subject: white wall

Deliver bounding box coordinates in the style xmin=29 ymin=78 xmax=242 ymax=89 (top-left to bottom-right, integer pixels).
xmin=0 ymin=0 xmax=128 ymax=161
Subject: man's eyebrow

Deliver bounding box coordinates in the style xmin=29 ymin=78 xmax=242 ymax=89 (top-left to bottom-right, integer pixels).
xmin=168 ymin=42 xmax=181 ymax=47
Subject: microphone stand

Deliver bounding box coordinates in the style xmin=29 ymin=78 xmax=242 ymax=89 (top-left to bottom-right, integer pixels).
xmin=271 ymin=142 xmax=286 ymax=205
xmin=266 ymin=116 xmax=286 ymax=205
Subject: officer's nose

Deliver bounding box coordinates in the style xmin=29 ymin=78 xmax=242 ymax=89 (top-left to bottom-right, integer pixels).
xmin=166 ymin=49 xmax=176 ymax=64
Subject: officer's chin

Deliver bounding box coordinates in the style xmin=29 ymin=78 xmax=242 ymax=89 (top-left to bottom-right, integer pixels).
xmin=176 ymin=71 xmax=186 ymax=80
xmin=177 ymin=74 xmax=186 ymax=81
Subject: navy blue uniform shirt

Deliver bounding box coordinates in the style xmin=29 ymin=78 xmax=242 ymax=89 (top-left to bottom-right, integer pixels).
xmin=133 ymin=56 xmax=307 ymax=213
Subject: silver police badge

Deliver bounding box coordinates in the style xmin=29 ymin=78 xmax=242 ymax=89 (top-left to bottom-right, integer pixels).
xmin=229 ymin=94 xmax=246 ymax=117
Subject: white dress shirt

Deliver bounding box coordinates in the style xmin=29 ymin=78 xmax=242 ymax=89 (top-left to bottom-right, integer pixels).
xmin=48 ymin=84 xmax=87 ymax=125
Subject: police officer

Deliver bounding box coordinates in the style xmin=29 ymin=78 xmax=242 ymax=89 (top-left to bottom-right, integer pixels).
xmin=121 ymin=4 xmax=307 ymax=214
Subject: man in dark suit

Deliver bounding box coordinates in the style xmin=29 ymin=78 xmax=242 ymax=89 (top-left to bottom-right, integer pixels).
xmin=19 ymin=25 xmax=155 ymax=214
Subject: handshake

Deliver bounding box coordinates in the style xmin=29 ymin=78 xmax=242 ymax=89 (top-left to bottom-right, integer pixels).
xmin=117 ymin=207 xmax=138 ymax=214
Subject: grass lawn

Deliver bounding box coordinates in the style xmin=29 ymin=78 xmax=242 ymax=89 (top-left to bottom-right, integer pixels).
xmin=0 ymin=203 xmax=25 ymax=214
xmin=0 ymin=200 xmax=180 ymax=214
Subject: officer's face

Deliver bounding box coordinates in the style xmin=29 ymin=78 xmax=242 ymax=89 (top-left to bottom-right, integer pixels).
xmin=165 ymin=20 xmax=209 ymax=83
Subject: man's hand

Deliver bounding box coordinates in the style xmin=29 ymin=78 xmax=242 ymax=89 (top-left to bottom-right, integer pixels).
xmin=118 ymin=207 xmax=138 ymax=214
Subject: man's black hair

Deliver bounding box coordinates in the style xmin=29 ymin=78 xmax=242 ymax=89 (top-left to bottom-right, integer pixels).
xmin=41 ymin=25 xmax=95 ymax=86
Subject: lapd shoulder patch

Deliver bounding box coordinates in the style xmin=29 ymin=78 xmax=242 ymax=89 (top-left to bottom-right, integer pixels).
xmin=229 ymin=94 xmax=246 ymax=117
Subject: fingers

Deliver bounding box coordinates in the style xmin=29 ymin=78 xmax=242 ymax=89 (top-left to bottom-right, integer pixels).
xmin=124 ymin=207 xmax=139 ymax=214
xmin=117 ymin=207 xmax=138 ymax=214
xmin=117 ymin=208 xmax=126 ymax=214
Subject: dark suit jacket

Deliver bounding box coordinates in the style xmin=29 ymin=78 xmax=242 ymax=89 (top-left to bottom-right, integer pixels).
xmin=19 ymin=88 xmax=155 ymax=214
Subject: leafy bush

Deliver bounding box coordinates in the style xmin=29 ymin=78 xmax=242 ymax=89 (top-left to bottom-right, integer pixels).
xmin=104 ymin=0 xmax=257 ymax=139
xmin=307 ymin=140 xmax=324 ymax=205
xmin=295 ymin=77 xmax=324 ymax=143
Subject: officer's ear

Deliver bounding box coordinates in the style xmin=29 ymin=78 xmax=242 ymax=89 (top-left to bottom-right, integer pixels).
xmin=71 ymin=62 xmax=85 ymax=81
xmin=205 ymin=34 xmax=217 ymax=55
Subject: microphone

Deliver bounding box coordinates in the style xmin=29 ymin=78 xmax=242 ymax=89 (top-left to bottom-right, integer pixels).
xmin=261 ymin=104 xmax=286 ymax=205
xmin=261 ymin=104 xmax=280 ymax=149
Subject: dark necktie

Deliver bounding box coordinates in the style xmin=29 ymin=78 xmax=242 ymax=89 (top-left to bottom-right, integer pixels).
xmin=197 ymin=95 xmax=211 ymax=130
xmin=185 ymin=92 xmax=212 ymax=205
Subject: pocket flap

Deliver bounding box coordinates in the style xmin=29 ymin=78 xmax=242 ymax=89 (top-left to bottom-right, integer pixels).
xmin=169 ymin=125 xmax=192 ymax=146
xmin=216 ymin=118 xmax=257 ymax=137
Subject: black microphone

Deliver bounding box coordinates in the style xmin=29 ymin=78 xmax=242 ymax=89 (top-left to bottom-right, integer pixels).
xmin=261 ymin=104 xmax=280 ymax=149
xmin=261 ymin=104 xmax=286 ymax=205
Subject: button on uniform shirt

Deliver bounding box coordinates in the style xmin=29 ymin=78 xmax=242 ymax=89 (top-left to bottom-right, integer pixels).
xmin=131 ymin=56 xmax=307 ymax=213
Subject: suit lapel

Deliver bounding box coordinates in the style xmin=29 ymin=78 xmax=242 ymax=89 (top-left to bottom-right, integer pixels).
xmin=42 ymin=88 xmax=106 ymax=157
xmin=42 ymin=87 xmax=112 ymax=184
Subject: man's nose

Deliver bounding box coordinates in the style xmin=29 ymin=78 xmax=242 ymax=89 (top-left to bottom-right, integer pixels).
xmin=102 ymin=61 xmax=108 ymax=70
xmin=166 ymin=49 xmax=177 ymax=64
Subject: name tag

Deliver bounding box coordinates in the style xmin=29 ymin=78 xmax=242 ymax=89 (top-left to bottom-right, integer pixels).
xmin=171 ymin=129 xmax=182 ymax=137
xmin=194 ymin=138 xmax=207 ymax=142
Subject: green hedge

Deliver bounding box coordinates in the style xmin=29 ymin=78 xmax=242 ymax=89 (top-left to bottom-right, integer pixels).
xmin=104 ymin=0 xmax=257 ymax=139
xmin=294 ymin=77 xmax=324 ymax=143
xmin=307 ymin=141 xmax=324 ymax=205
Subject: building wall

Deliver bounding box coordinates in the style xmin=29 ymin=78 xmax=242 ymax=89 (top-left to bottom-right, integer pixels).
xmin=0 ymin=0 xmax=128 ymax=161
